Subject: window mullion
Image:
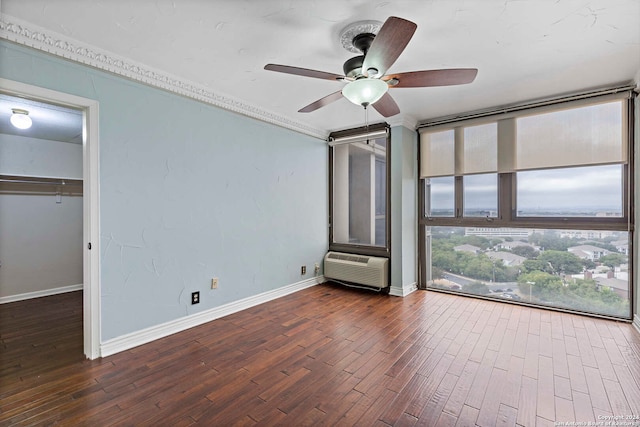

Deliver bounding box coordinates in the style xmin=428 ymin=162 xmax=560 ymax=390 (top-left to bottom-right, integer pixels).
xmin=455 ymin=127 xmax=464 ymax=218
xmin=455 ymin=176 xmax=464 ymax=218
xmin=498 ymin=172 xmax=514 ymax=222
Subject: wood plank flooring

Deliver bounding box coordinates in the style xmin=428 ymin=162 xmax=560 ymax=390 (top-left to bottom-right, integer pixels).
xmin=1 ymin=284 xmax=639 ymax=426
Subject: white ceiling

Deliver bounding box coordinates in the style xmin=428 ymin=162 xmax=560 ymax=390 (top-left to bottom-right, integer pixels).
xmin=0 ymin=93 xmax=83 ymax=143
xmin=1 ymin=0 xmax=639 ymax=136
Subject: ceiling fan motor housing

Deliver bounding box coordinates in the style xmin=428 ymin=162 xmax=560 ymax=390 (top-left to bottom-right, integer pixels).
xmin=343 ymin=33 xmax=377 ymax=78
xmin=343 ymin=55 xmax=365 ymax=78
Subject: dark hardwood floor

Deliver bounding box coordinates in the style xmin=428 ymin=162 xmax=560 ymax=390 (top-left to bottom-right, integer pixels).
xmin=1 ymin=283 xmax=639 ymax=426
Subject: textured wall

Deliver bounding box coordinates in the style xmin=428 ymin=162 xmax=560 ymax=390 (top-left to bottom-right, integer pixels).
xmin=0 ymin=41 xmax=328 ymax=340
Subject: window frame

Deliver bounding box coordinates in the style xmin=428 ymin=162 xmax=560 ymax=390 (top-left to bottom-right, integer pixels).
xmin=417 ymin=89 xmax=635 ymax=320
xmin=328 ymin=122 xmax=391 ymax=258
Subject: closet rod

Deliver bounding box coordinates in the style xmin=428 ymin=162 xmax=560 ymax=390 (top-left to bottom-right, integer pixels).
xmin=0 ymin=174 xmax=83 ymax=186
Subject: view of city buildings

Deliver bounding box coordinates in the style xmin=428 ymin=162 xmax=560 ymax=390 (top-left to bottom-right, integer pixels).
xmin=427 ymin=226 xmax=630 ymax=318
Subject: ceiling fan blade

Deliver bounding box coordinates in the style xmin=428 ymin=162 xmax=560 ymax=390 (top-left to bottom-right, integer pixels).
xmin=298 ymin=91 xmax=344 ymax=113
xmin=362 ymin=17 xmax=417 ymax=78
xmin=384 ymin=69 xmax=478 ymax=88
xmin=372 ymin=92 xmax=400 ymax=117
xmin=264 ymin=64 xmax=346 ymax=81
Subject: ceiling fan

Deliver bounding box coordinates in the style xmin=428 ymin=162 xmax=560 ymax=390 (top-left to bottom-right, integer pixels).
xmin=264 ymin=16 xmax=478 ymax=117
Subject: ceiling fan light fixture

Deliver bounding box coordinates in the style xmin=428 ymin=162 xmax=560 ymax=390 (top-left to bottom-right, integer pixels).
xmin=10 ymin=108 xmax=32 ymax=130
xmin=342 ymin=78 xmax=388 ymax=107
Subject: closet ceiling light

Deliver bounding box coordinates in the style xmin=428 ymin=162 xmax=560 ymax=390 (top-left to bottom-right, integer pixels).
xmin=10 ymin=108 xmax=32 ymax=130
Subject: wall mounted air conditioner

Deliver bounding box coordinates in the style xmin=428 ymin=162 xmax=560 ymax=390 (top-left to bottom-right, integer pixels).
xmin=324 ymin=251 xmax=389 ymax=289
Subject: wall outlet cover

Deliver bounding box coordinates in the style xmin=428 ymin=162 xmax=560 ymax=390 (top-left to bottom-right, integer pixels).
xmin=191 ymin=291 xmax=200 ymax=304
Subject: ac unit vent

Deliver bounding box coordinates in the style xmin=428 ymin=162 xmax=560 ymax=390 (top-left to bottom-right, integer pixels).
xmin=326 ymin=253 xmax=370 ymax=264
xmin=324 ymin=251 xmax=389 ymax=289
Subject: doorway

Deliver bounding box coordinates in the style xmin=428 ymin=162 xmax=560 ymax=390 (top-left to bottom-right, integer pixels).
xmin=0 ymin=78 xmax=100 ymax=359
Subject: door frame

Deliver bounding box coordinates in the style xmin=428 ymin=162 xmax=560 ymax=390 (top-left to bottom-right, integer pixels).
xmin=0 ymin=78 xmax=101 ymax=359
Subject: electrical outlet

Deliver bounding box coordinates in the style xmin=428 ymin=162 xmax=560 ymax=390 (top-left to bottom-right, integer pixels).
xmin=191 ymin=291 xmax=200 ymax=305
xmin=314 ymin=263 xmax=320 ymax=274
xmin=211 ymin=277 xmax=219 ymax=289
xmin=301 ymin=265 xmax=306 ymax=275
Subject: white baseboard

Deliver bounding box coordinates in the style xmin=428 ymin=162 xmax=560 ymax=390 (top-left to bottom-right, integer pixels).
xmin=389 ymin=282 xmax=418 ymax=297
xmin=0 ymin=284 xmax=83 ymax=304
xmin=633 ymin=314 xmax=640 ymax=336
xmin=100 ymin=275 xmax=325 ymax=358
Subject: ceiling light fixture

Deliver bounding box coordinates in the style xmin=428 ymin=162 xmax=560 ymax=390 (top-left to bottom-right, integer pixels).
xmin=341 ymin=78 xmax=388 ymax=108
xmin=10 ymin=108 xmax=32 ymax=130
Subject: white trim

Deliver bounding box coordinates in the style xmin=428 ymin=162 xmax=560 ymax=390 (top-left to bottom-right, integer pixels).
xmin=0 ymin=14 xmax=327 ymax=140
xmin=100 ymin=276 xmax=325 ymax=358
xmin=0 ymin=284 xmax=83 ymax=304
xmin=634 ymin=314 xmax=640 ymax=336
xmin=388 ymin=113 xmax=418 ymax=130
xmin=389 ymin=282 xmax=418 ymax=297
xmin=0 ymin=78 xmax=102 ymax=360
xmin=83 ymin=95 xmax=101 ymax=360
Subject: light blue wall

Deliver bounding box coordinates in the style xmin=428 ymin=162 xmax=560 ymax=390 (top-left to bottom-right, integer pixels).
xmin=0 ymin=41 xmax=329 ymax=340
xmin=390 ymin=125 xmax=417 ymax=293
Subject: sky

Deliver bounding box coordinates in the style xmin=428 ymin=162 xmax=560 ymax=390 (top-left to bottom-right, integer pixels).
xmin=428 ymin=164 xmax=623 ymax=215
xmin=516 ymin=164 xmax=622 ymax=213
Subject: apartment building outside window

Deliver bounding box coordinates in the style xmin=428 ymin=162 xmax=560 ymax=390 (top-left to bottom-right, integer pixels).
xmin=418 ymin=88 xmax=635 ymax=319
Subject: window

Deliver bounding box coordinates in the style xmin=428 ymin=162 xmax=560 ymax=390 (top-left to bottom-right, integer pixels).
xmin=419 ymin=90 xmax=634 ymax=319
xmin=517 ymin=165 xmax=623 ymax=217
xmin=428 ymin=226 xmax=630 ymax=318
xmin=464 ymin=173 xmax=498 ymax=217
xmin=329 ymin=124 xmax=390 ymax=256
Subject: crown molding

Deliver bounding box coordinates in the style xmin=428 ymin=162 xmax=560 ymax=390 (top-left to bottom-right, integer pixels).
xmin=387 ymin=113 xmax=418 ymax=130
xmin=0 ymin=14 xmax=327 ymax=140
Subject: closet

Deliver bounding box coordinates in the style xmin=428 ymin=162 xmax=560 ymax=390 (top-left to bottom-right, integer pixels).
xmin=0 ymin=93 xmax=83 ymax=303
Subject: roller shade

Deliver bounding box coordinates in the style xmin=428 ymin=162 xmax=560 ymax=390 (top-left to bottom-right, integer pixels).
xmin=515 ymin=100 xmax=627 ymax=170
xmin=419 ymin=129 xmax=454 ymax=178
xmin=420 ymin=124 xmax=497 ymax=178
xmin=419 ymin=92 xmax=631 ymax=178
xmin=329 ymin=129 xmax=387 ymax=146
xmin=463 ymin=123 xmax=497 ymax=174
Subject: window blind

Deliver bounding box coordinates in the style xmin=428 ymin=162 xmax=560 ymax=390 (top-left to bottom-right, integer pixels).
xmin=419 ymin=129 xmax=454 ymax=177
xmin=516 ymin=100 xmax=627 ymax=170
xmin=462 ymin=123 xmax=498 ymax=174
xmin=419 ymin=90 xmax=631 ymax=178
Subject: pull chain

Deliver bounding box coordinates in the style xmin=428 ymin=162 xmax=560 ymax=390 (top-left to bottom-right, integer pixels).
xmin=364 ymin=104 xmax=369 ymax=144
